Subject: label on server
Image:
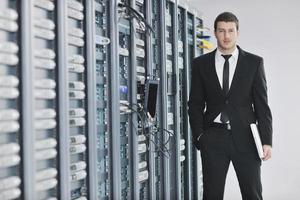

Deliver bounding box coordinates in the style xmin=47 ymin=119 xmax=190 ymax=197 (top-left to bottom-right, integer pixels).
xmin=165 ymin=30 xmax=171 ymax=39
xmin=68 ymin=63 xmax=85 ymax=73
xmin=35 ymin=138 xmax=57 ymax=150
xmin=70 ymin=170 xmax=87 ymax=182
xmin=70 ymin=135 xmax=86 ymax=145
xmin=35 ymin=148 xmax=57 ymax=160
xmin=70 ymin=161 xmax=87 ymax=172
xmin=138 ymin=161 xmax=147 ymax=169
xmin=120 ymin=106 xmax=130 ymax=113
xmin=166 ymin=14 xmax=172 ymax=27
xmin=35 ymin=109 xmax=56 ymax=119
xmin=34 ymin=58 xmax=56 ymax=69
xmin=73 ymin=197 xmax=87 ymax=200
xmin=136 ymin=66 xmax=145 ymax=74
xmin=68 ymin=27 xmax=84 ymax=38
xmin=69 ymin=81 xmax=85 ymax=91
xmin=0 ymin=53 xmax=19 ymax=65
xmin=0 ymin=154 xmax=20 ymax=168
xmin=36 ymin=178 xmax=58 ymax=191
xmin=166 ymin=43 xmax=172 ymax=56
xmin=0 ymin=188 xmax=21 ymax=200
xmin=0 ymin=176 xmax=21 ymax=190
xmin=0 ymin=42 xmax=18 ymax=54
xmin=136 ymin=39 xmax=145 ymax=47
xmin=0 ymin=8 xmax=18 ymax=21
xmin=69 ymin=108 xmax=86 ymax=118
xmin=0 ymin=109 xmax=19 ymax=121
xmin=67 ymin=0 xmax=84 ymax=11
xmin=34 ymin=79 xmax=56 ymax=89
xmin=47 ymin=198 xmax=58 ymax=200
xmin=167 ymin=113 xmax=174 ymax=125
xmin=136 ymin=75 xmax=145 ymax=84
xmin=178 ymin=41 xmax=184 ymax=53
xmin=34 ymin=27 xmax=55 ymax=40
xmin=34 ymin=18 xmax=55 ymax=30
xmin=69 ymin=144 xmax=86 ymax=154
xmin=119 ymin=47 xmax=129 ymax=56
xmin=136 ymin=0 xmax=144 ymax=4
xmin=138 ymin=170 xmax=149 ymax=182
xmin=136 ymin=48 xmax=145 ymax=58
xmin=0 ymin=76 xmax=19 ymax=87
xmin=180 ymin=144 xmax=185 ymax=151
xmin=138 ymin=135 xmax=146 ymax=142
xmin=36 ymin=168 xmax=58 ymax=181
xmin=0 ymin=121 xmax=20 ymax=133
xmin=138 ymin=143 xmax=147 ymax=154
xmin=166 ymin=60 xmax=173 ymax=73
xmin=69 ymin=91 xmax=85 ymax=99
xmin=34 ymin=119 xmax=57 ymax=130
xmin=34 ymin=0 xmax=55 ymax=11
xmin=0 ymin=18 xmax=18 ymax=32
xmin=67 ymin=8 xmax=84 ymax=20
xmin=34 ymin=89 xmax=56 ymax=99
xmin=34 ymin=49 xmax=55 ymax=59
xmin=134 ymin=20 xmax=145 ymax=31
xmin=180 ymin=139 xmax=185 ymax=145
xmin=68 ymin=35 xmax=84 ymax=47
xmin=0 ymin=143 xmax=20 ymax=155
xmin=180 ymin=155 xmax=185 ymax=162
xmin=68 ymin=55 xmax=85 ymax=64
xmin=178 ymin=57 xmax=184 ymax=69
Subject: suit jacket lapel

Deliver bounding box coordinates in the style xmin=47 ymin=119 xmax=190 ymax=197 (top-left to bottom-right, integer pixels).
xmin=227 ymin=46 xmax=245 ymax=97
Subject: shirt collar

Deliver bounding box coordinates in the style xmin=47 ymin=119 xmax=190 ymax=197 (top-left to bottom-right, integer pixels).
xmin=216 ymin=46 xmax=239 ymax=62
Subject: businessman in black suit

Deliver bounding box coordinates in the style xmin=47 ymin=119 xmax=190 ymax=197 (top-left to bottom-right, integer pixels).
xmin=188 ymin=12 xmax=272 ymax=200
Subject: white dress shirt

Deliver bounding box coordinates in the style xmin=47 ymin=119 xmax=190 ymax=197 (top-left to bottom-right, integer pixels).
xmin=214 ymin=46 xmax=239 ymax=123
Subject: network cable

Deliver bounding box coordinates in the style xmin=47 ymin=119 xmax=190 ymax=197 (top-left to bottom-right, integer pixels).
xmin=117 ymin=1 xmax=154 ymax=35
xmin=120 ymin=102 xmax=174 ymax=158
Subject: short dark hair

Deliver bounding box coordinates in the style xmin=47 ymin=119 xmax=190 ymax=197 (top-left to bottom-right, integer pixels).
xmin=214 ymin=12 xmax=239 ymax=30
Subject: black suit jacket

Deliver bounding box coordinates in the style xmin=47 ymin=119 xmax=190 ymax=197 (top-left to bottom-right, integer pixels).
xmin=188 ymin=46 xmax=272 ymax=152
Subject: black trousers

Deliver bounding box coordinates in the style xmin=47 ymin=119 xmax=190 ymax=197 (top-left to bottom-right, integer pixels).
xmin=199 ymin=127 xmax=262 ymax=200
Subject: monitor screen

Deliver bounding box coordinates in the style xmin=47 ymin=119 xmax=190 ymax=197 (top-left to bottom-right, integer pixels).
xmin=145 ymin=80 xmax=159 ymax=118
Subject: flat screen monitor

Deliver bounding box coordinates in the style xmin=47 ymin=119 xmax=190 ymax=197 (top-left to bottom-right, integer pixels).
xmin=144 ymin=80 xmax=159 ymax=118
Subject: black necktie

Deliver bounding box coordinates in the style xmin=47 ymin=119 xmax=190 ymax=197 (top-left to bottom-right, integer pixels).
xmin=221 ymin=54 xmax=232 ymax=123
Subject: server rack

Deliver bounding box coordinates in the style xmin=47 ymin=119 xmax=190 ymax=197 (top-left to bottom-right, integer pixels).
xmin=162 ymin=0 xmax=181 ymax=199
xmin=32 ymin=1 xmax=59 ymax=199
xmin=149 ymin=0 xmax=164 ymax=199
xmin=116 ymin=0 xmax=134 ymax=199
xmin=93 ymin=0 xmax=113 ymax=199
xmin=131 ymin=0 xmax=150 ymax=199
xmin=0 ymin=1 xmax=205 ymax=199
xmin=65 ymin=1 xmax=89 ymax=199
xmin=177 ymin=3 xmax=186 ymax=200
xmin=0 ymin=1 xmax=22 ymax=199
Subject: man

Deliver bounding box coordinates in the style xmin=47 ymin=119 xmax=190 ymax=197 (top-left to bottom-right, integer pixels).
xmin=188 ymin=12 xmax=272 ymax=200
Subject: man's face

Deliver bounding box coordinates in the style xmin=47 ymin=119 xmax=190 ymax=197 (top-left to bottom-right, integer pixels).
xmin=214 ymin=21 xmax=239 ymax=53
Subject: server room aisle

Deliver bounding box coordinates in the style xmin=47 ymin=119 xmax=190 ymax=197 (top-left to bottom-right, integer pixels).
xmin=0 ymin=0 xmax=210 ymax=199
